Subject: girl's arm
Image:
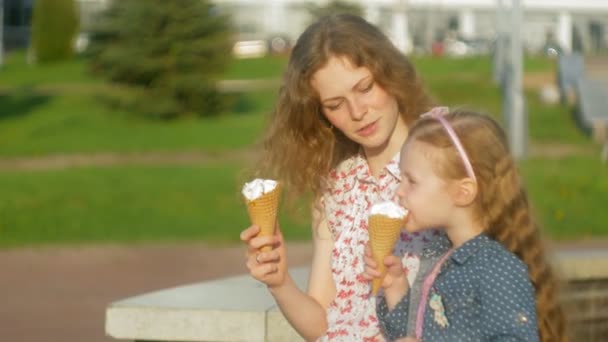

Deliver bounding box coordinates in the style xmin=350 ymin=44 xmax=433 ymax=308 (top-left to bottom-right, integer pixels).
xmin=480 ymin=252 xmax=539 ymax=341
xmin=362 ymin=243 xmax=410 ymax=309
xmin=268 ymin=202 xmax=335 ymax=341
xmin=363 ymin=243 xmax=411 ymax=340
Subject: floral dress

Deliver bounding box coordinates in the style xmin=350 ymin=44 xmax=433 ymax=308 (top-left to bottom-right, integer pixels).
xmin=319 ymin=152 xmax=437 ymax=341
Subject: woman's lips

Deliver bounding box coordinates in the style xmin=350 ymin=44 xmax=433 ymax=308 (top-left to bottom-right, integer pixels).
xmin=357 ymin=120 xmax=378 ymax=137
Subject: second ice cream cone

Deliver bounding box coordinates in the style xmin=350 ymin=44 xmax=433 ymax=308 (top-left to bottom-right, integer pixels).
xmin=368 ymin=214 xmax=404 ymax=295
xmin=244 ymin=184 xmax=281 ymax=252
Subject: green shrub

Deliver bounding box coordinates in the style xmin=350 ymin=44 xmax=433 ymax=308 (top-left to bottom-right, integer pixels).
xmin=87 ymin=0 xmax=233 ymax=119
xmin=30 ymin=0 xmax=79 ymax=63
xmin=305 ymin=0 xmax=363 ymax=20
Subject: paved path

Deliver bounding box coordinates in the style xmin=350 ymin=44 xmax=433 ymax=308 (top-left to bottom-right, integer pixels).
xmin=0 ymin=141 xmax=596 ymax=172
xmin=0 ymin=242 xmax=313 ymax=342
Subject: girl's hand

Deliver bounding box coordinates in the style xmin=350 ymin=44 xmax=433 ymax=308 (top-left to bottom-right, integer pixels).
xmin=362 ymin=243 xmax=408 ymax=288
xmin=362 ymin=242 xmax=409 ymax=309
xmin=395 ymin=338 xmax=420 ymax=342
xmin=240 ymin=223 xmax=288 ymax=288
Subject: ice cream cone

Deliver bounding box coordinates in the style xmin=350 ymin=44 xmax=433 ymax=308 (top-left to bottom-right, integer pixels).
xmin=244 ymin=184 xmax=281 ymax=252
xmin=368 ymin=214 xmax=405 ymax=295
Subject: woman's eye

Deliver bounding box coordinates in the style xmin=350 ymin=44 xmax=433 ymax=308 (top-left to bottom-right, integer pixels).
xmin=361 ymin=82 xmax=373 ymax=92
xmin=325 ymin=102 xmax=343 ymax=111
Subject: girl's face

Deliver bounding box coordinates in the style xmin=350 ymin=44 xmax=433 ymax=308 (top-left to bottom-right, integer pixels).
xmin=396 ymin=140 xmax=455 ymax=233
xmin=311 ymin=56 xmax=403 ymax=151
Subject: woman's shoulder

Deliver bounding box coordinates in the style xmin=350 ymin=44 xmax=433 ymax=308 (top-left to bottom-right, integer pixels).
xmin=323 ymin=154 xmax=364 ymax=195
xmin=328 ymin=154 xmax=363 ymax=180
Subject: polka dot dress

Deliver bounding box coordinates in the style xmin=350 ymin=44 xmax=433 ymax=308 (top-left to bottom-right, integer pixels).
xmin=377 ymin=234 xmax=539 ymax=341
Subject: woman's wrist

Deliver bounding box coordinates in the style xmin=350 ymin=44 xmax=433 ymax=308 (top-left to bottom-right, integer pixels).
xmin=268 ymin=272 xmax=294 ymax=295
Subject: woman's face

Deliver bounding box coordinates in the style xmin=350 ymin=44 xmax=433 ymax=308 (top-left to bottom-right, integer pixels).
xmin=396 ymin=140 xmax=454 ymax=233
xmin=311 ymin=56 xmax=403 ymax=151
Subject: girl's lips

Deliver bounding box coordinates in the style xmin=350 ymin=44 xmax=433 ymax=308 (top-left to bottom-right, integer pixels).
xmin=357 ymin=120 xmax=378 ymax=137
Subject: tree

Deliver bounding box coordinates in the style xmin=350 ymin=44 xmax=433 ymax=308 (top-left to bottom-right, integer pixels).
xmin=87 ymin=0 xmax=233 ymax=119
xmin=31 ymin=0 xmax=79 ymax=63
xmin=305 ymin=0 xmax=363 ymax=21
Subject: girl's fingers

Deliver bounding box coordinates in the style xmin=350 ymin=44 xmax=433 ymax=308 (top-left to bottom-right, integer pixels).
xmin=363 ymin=254 xmax=377 ymax=268
xmin=384 ymin=255 xmax=401 ymax=267
xmin=363 ymin=266 xmax=381 ymax=278
xmin=364 ymin=243 xmax=373 ymax=257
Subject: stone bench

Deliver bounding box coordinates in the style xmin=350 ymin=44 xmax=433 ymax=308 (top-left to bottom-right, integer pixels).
xmin=105 ymin=268 xmax=308 ymax=342
xmin=106 ymin=249 xmax=608 ymax=342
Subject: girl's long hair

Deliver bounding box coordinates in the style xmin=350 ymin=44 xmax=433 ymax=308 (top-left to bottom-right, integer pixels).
xmin=255 ymin=14 xmax=433 ymax=200
xmin=408 ymin=110 xmax=567 ymax=342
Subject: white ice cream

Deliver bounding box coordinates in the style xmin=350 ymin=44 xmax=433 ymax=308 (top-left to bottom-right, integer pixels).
xmin=242 ymin=179 xmax=278 ymax=200
xmin=370 ymin=201 xmax=408 ymax=219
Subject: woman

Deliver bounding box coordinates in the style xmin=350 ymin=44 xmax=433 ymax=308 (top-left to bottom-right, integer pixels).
xmin=240 ymin=14 xmax=437 ymax=341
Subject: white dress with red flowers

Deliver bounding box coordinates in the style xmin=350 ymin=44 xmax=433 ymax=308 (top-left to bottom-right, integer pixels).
xmin=319 ymin=153 xmax=436 ymax=341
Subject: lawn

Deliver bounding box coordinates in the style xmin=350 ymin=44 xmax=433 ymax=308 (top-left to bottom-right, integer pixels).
xmin=0 ymin=51 xmax=605 ymax=247
xmin=0 ymin=91 xmax=273 ymax=156
xmin=0 ymin=164 xmax=310 ymax=248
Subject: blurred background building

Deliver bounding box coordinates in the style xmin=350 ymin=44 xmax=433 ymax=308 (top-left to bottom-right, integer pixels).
xmin=3 ymin=0 xmax=608 ymax=56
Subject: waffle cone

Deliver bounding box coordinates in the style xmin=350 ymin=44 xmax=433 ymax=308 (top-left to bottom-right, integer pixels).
xmin=368 ymin=214 xmax=405 ymax=295
xmin=244 ymin=184 xmax=281 ymax=252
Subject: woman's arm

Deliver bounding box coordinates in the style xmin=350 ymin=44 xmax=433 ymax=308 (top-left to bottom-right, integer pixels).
xmin=268 ymin=202 xmax=336 ymax=341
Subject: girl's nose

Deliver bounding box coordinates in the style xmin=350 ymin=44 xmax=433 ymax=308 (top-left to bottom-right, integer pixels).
xmin=396 ymin=183 xmax=406 ymax=200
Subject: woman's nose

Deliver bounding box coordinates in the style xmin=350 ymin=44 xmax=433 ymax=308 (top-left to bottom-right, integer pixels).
xmin=349 ymin=96 xmax=368 ymax=121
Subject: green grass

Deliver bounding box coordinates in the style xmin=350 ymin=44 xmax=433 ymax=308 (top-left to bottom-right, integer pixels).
xmin=0 ymin=50 xmax=288 ymax=88
xmin=0 ymin=51 xmax=99 ymax=88
xmin=0 ymin=52 xmax=606 ymax=247
xmin=0 ymin=164 xmax=310 ymax=248
xmin=0 ymin=92 xmax=274 ymax=156
xmin=0 ymin=51 xmax=279 ymax=156
xmin=223 ymin=55 xmax=288 ymax=80
xmin=520 ymin=156 xmax=608 ymax=240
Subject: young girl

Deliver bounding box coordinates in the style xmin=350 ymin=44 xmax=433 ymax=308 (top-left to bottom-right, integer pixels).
xmin=363 ymin=107 xmax=566 ymax=341
xmin=240 ymin=14 xmax=441 ymax=341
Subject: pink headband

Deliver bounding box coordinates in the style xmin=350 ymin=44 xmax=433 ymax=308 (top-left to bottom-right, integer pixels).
xmin=420 ymin=107 xmax=477 ymax=182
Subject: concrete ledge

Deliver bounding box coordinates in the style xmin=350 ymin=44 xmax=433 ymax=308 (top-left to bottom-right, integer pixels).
xmin=555 ymin=248 xmax=608 ymax=280
xmin=106 ymin=268 xmax=308 ymax=342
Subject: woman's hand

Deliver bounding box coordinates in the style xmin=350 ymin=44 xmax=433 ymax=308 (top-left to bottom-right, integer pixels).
xmin=240 ymin=223 xmax=288 ymax=288
xmin=395 ymin=338 xmax=420 ymax=342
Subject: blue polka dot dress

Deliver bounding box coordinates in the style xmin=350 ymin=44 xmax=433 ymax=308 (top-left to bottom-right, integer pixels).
xmin=377 ymin=234 xmax=539 ymax=341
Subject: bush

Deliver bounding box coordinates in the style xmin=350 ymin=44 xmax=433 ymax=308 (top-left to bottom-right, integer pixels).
xmin=305 ymin=0 xmax=363 ymax=20
xmin=31 ymin=0 xmax=79 ymax=63
xmin=87 ymin=0 xmax=233 ymax=119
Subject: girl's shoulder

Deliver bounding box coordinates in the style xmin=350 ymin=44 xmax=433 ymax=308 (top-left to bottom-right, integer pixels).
xmin=476 ymin=236 xmax=529 ymax=276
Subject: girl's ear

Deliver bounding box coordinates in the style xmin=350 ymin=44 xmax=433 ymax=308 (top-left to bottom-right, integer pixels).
xmin=451 ymin=178 xmax=478 ymax=206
